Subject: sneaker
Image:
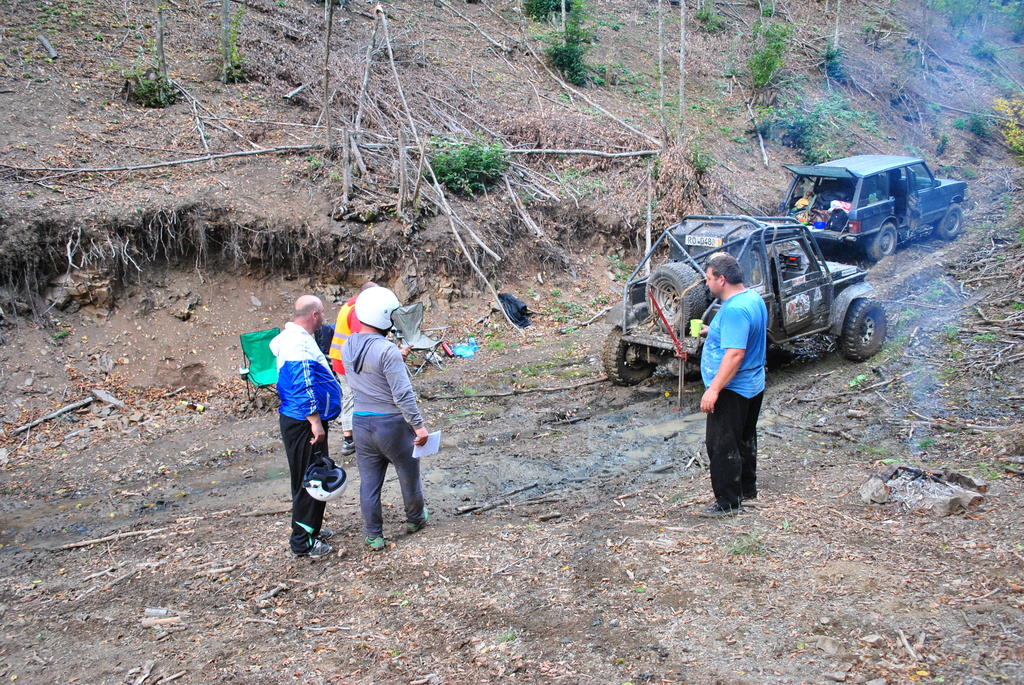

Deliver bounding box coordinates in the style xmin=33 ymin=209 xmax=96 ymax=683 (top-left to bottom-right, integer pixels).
xmin=405 ymin=507 xmax=429 ymax=534
xmin=295 ymin=539 xmax=334 ymax=558
xmin=317 ymin=529 xmax=334 ymax=541
xmin=365 ymin=536 xmax=386 ymax=551
xmin=696 ymin=504 xmax=742 ymax=518
xmin=341 ymin=439 xmax=356 ymax=456
xmin=742 ymin=490 xmax=758 ymax=500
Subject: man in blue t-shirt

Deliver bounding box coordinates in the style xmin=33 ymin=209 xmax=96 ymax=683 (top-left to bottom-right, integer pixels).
xmin=698 ymin=253 xmax=768 ymax=517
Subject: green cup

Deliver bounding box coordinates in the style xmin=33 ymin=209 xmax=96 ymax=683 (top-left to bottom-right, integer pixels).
xmin=689 ymin=319 xmax=703 ymax=338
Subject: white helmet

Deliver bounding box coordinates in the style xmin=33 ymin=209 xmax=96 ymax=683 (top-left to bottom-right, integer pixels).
xmin=355 ymin=286 xmax=401 ymax=331
xmin=302 ymin=455 xmax=349 ymax=502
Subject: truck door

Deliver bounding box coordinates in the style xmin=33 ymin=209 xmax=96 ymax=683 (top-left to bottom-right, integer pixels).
xmin=769 ymin=237 xmax=833 ymax=337
xmin=908 ymin=163 xmax=943 ymax=227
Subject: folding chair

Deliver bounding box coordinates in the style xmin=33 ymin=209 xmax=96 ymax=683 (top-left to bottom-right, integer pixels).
xmin=391 ymin=303 xmax=449 ymax=375
xmin=239 ymin=327 xmax=280 ymax=400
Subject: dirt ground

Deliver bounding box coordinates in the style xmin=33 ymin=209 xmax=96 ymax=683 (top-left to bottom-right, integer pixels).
xmin=1 ymin=215 xmax=1023 ymax=685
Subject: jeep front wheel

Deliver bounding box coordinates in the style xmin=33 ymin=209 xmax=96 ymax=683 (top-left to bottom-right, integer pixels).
xmin=602 ymin=327 xmax=657 ymax=386
xmin=864 ymin=223 xmax=897 ymax=262
xmin=935 ymin=205 xmax=962 ymax=241
xmin=838 ymin=299 xmax=887 ymax=361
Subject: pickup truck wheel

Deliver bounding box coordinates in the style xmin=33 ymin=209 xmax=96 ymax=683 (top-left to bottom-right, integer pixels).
xmin=602 ymin=327 xmax=657 ymax=386
xmin=935 ymin=205 xmax=962 ymax=241
xmin=864 ymin=223 xmax=897 ymax=262
xmin=839 ymin=299 xmax=887 ymax=361
xmin=647 ymin=262 xmax=708 ymax=335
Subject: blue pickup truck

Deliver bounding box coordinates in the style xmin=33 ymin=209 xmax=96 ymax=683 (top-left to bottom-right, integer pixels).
xmin=777 ymin=155 xmax=968 ymax=261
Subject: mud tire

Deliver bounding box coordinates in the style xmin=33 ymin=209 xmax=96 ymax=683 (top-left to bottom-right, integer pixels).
xmin=838 ymin=298 xmax=887 ymax=361
xmin=864 ymin=222 xmax=898 ymax=262
xmin=602 ymin=327 xmax=657 ymax=386
xmin=646 ymin=262 xmax=708 ymax=335
xmin=935 ymin=205 xmax=962 ymax=241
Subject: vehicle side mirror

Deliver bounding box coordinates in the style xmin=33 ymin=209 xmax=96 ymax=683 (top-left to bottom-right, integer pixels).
xmin=777 ymin=202 xmax=786 ymax=215
xmin=933 ymin=179 xmax=940 ymax=188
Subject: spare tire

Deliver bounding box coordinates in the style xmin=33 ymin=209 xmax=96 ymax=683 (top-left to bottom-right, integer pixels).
xmin=647 ymin=262 xmax=708 ymax=335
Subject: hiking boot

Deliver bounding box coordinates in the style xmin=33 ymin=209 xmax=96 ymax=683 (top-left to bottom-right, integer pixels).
xmin=696 ymin=503 xmax=742 ymax=518
xmin=742 ymin=490 xmax=758 ymax=501
xmin=317 ymin=529 xmax=334 ymax=541
xmin=365 ymin=536 xmax=386 ymax=551
xmin=341 ymin=439 xmax=356 ymax=456
xmin=295 ymin=539 xmax=334 ymax=559
xmin=405 ymin=507 xmax=429 ymax=534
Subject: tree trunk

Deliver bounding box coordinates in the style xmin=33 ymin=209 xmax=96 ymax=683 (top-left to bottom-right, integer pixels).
xmin=678 ymin=0 xmax=686 ymax=142
xmin=157 ymin=5 xmax=167 ymax=78
xmin=398 ymin=129 xmax=408 ymax=213
xmin=220 ymin=0 xmax=231 ymax=82
xmin=322 ymin=0 xmax=335 ymax=153
xmin=658 ymin=0 xmax=667 ymax=148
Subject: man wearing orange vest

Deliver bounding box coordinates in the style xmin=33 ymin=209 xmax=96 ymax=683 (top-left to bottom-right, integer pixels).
xmin=328 ymin=282 xmax=377 ymax=456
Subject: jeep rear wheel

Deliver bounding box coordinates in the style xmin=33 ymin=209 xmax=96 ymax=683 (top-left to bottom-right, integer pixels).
xmin=864 ymin=223 xmax=897 ymax=262
xmin=647 ymin=262 xmax=708 ymax=335
xmin=935 ymin=205 xmax=962 ymax=241
xmin=838 ymin=299 xmax=887 ymax=361
xmin=602 ymin=327 xmax=657 ymax=386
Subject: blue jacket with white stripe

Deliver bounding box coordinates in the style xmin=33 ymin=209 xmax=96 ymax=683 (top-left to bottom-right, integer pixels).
xmin=269 ymin=322 xmax=342 ymax=422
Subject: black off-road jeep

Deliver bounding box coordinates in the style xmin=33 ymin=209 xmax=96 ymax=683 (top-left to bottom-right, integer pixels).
xmin=603 ymin=215 xmax=887 ymax=386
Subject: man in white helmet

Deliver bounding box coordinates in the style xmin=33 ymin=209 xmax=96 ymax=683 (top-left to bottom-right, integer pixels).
xmin=342 ymin=286 xmax=430 ymax=551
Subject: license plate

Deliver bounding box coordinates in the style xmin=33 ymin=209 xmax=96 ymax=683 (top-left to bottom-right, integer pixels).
xmin=684 ymin=235 xmax=723 ymax=247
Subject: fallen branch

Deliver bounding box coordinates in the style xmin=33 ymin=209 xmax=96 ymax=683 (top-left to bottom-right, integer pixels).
xmin=60 ymin=527 xmax=168 ymax=549
xmin=14 ymin=395 xmax=95 ymax=435
xmin=561 ymin=306 xmax=612 ymax=333
xmin=506 ymin=148 xmax=661 ymax=158
xmin=439 ymin=0 xmax=509 ymax=51
xmin=0 ymin=144 xmax=317 ymax=176
xmin=37 ymin=35 xmax=58 ymax=59
xmin=422 ymin=376 xmax=606 ymax=400
xmin=240 ymin=506 xmax=290 ymax=517
xmin=253 ymin=583 xmax=290 ymax=602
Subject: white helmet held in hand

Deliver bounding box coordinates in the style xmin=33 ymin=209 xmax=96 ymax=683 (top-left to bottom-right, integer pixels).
xmin=355 ymin=286 xmax=401 ymax=331
xmin=303 ymin=455 xmax=348 ymax=502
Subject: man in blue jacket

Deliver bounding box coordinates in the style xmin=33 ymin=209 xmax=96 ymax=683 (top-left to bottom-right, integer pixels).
xmin=270 ymin=295 xmax=343 ymax=558
xmin=699 ymin=253 xmax=768 ymax=517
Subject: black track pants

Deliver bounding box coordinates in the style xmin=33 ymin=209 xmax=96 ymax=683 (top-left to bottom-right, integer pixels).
xmin=280 ymin=414 xmax=329 ymax=554
xmin=705 ymin=388 xmax=763 ymax=510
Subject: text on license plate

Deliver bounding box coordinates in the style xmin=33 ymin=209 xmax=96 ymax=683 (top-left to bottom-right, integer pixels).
xmin=684 ymin=235 xmax=723 ymax=247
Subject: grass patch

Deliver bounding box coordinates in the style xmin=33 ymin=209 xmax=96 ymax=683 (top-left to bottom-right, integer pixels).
xmin=496 ymin=627 xmax=519 ymax=642
xmin=728 ymin=532 xmax=765 ymax=556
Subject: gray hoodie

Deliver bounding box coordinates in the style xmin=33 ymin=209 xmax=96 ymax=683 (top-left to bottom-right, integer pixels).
xmin=342 ymin=331 xmax=424 ymax=429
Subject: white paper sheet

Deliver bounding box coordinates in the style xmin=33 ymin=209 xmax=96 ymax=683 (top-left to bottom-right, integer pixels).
xmin=412 ymin=430 xmax=441 ymax=459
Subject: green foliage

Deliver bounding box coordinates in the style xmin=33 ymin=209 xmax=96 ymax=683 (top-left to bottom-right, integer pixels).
xmin=429 ymin=139 xmax=509 ymax=195
xmin=129 ymin=67 xmax=176 ymax=108
xmin=748 ymin=20 xmax=791 ymax=88
xmin=768 ymin=93 xmax=869 ymax=163
xmin=936 ymin=132 xmax=950 ymax=156
xmin=545 ymin=3 xmax=593 ymax=85
xmin=969 ymin=39 xmax=995 ymax=62
xmin=848 ymin=373 xmax=871 ymax=387
xmin=696 ymin=4 xmax=727 ymax=32
xmin=967 ymin=113 xmax=990 ymax=138
xmin=823 ymin=45 xmax=848 ymax=83
xmin=524 ymin=0 xmax=567 ymax=21
xmin=222 ymin=7 xmax=248 ymax=83
xmin=728 ymin=532 xmax=765 ymax=556
xmin=952 ymin=117 xmax=967 ymax=130
xmin=935 ymin=0 xmax=987 ymax=29
xmin=497 ymin=628 xmax=519 ymax=643
xmin=690 ymin=147 xmax=715 ymax=175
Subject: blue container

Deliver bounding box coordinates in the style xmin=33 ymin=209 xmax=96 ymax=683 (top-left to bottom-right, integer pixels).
xmin=812 ymin=221 xmax=826 ymax=230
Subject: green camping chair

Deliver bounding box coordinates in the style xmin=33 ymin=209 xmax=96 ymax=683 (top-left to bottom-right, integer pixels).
xmin=239 ymin=328 xmax=280 ymax=401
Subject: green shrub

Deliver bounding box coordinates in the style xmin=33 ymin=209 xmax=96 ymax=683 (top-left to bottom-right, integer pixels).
xmin=748 ymin=20 xmax=791 ymax=88
xmin=936 ymin=132 xmax=950 ymax=155
xmin=952 ymin=117 xmax=967 ymax=130
xmin=128 ymin=67 xmax=176 ymax=108
xmin=222 ymin=7 xmax=248 ymax=83
xmin=544 ymin=2 xmax=593 ymax=85
xmin=969 ymin=39 xmax=995 ymax=62
xmin=967 ymin=113 xmax=990 ymax=137
xmin=696 ymin=5 xmax=727 ymax=32
xmin=429 ymin=139 xmax=509 ymax=195
xmin=823 ymin=45 xmax=848 ymax=83
xmin=524 ymin=0 xmax=567 ymax=21
xmin=690 ymin=148 xmax=715 ymax=175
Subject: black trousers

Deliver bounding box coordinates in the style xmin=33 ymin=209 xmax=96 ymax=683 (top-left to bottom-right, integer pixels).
xmin=705 ymin=388 xmax=763 ymax=510
xmin=280 ymin=415 xmax=329 ymax=554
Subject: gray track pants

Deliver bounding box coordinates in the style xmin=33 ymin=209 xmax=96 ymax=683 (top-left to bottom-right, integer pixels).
xmin=353 ymin=413 xmax=426 ymax=539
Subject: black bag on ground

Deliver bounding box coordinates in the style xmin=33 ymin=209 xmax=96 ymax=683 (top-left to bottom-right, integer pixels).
xmin=498 ymin=293 xmax=531 ymax=328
